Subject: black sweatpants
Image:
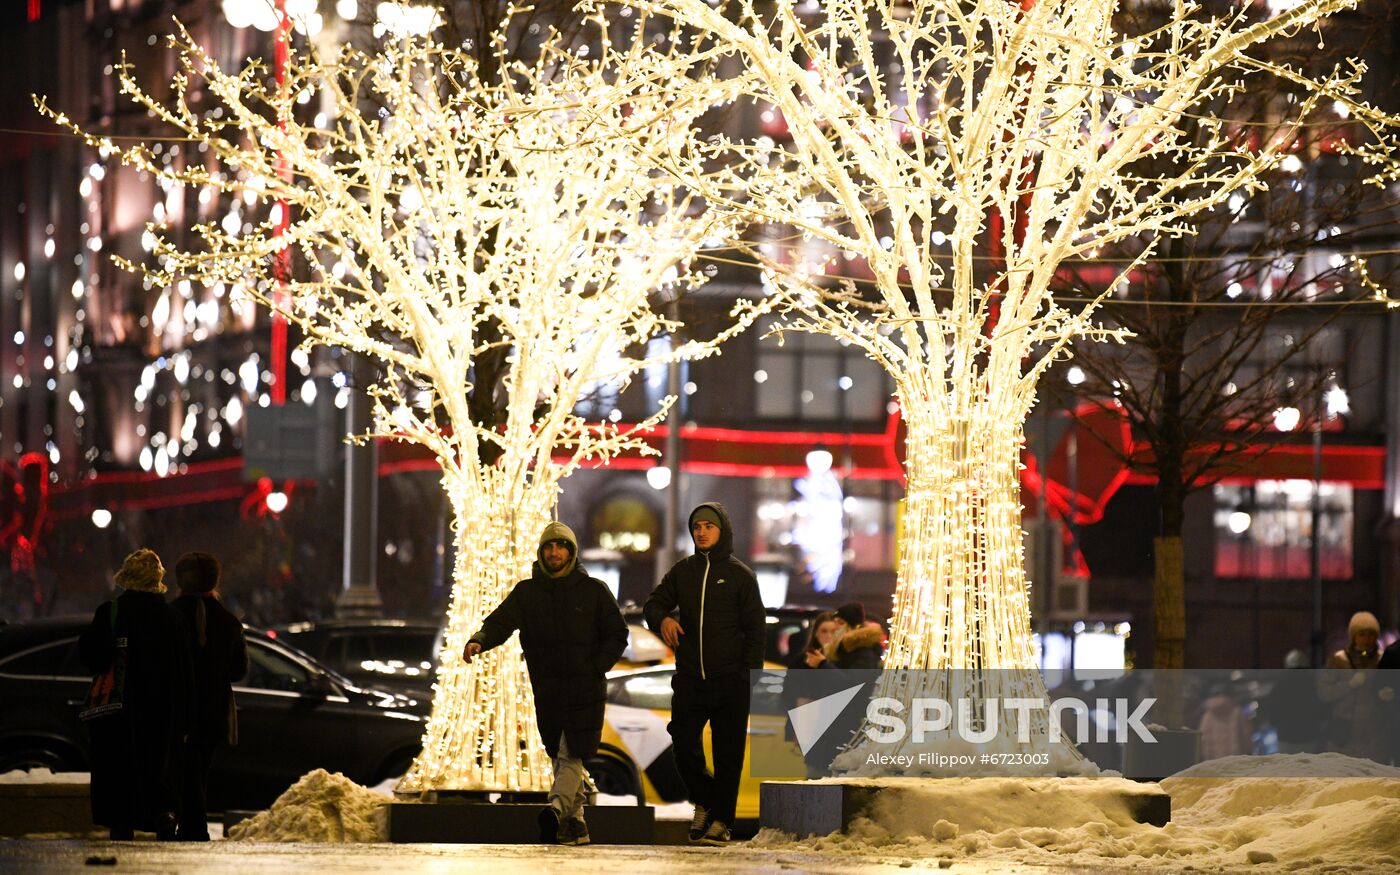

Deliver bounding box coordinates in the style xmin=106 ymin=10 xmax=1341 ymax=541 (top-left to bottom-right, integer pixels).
xmin=668 ymin=671 xmax=751 ymax=825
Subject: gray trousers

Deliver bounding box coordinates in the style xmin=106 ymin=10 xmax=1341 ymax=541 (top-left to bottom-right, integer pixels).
xmin=549 ymin=732 xmax=590 ymax=824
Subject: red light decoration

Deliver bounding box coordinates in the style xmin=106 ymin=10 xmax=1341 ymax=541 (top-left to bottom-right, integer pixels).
xmin=0 ymin=454 xmax=50 ymax=581
xmin=42 ymin=408 xmax=1385 ymax=535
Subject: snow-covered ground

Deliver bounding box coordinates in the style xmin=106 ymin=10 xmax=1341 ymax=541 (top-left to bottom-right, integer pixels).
xmin=6 ymin=754 xmax=1400 ymax=872
xmin=223 ymin=772 xmax=695 ymax=843
xmin=0 ymin=769 xmax=88 ymax=784
xmin=0 ymin=839 xmax=1064 ymax=874
xmin=753 ymin=753 xmax=1400 ymax=872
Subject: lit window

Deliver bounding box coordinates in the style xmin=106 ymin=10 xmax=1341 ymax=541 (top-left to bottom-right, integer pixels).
xmin=754 ymin=317 xmax=888 ymax=422
xmin=1214 ymin=481 xmax=1352 ymax=580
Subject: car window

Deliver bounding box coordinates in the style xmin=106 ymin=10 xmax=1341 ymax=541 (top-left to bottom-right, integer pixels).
xmin=0 ymin=637 xmax=85 ymax=678
xmin=340 ymin=633 xmax=373 ymax=669
xmin=372 ymin=632 xmax=436 ymax=668
xmin=622 ymin=625 xmax=669 ymax=663
xmin=243 ymin=641 xmax=312 ymax=692
xmin=619 ymin=671 xmax=673 ymax=710
xmin=279 ymin=630 xmax=326 ymax=660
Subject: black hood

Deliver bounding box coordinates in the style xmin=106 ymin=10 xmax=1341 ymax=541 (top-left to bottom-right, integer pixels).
xmin=688 ymin=501 xmax=734 ymax=562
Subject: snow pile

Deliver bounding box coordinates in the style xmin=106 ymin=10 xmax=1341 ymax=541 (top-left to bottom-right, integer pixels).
xmin=752 ymin=754 xmax=1400 ymax=872
xmin=227 ymin=769 xmax=390 ymax=843
xmin=1161 ymin=754 xmax=1400 ymax=870
xmin=0 ymin=768 xmax=88 ymax=784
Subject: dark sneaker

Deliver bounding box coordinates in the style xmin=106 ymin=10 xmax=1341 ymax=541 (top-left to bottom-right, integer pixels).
xmin=537 ymin=807 xmax=560 ymax=844
xmin=699 ymin=819 xmax=730 ymax=847
xmin=687 ymin=804 xmax=710 ymax=843
xmin=558 ymin=818 xmax=590 ymax=846
xmin=154 ymin=811 xmax=178 ymax=842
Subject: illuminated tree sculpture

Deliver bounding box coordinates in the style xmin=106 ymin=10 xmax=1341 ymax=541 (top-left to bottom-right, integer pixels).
xmin=624 ymin=0 xmax=1400 ymax=759
xmin=39 ymin=20 xmax=759 ymax=791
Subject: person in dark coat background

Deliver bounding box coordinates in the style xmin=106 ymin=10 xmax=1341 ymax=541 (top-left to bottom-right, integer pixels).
xmin=798 ymin=602 xmax=883 ymax=776
xmin=79 ymin=549 xmax=194 ymax=841
xmin=1380 ymin=640 xmax=1400 ymax=764
xmin=169 ymin=552 xmax=248 ymax=841
xmin=1258 ymin=649 xmax=1323 ymax=754
xmin=781 ymin=611 xmax=847 ymax=778
xmin=464 ymin=522 xmax=628 ymax=846
xmin=645 ymin=502 xmax=765 ymax=847
xmin=821 ymin=602 xmax=885 ymax=670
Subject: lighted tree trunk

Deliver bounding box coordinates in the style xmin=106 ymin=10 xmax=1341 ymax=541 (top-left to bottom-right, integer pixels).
xmin=886 ymin=409 xmax=1035 ymax=672
xmin=401 ymin=472 xmax=556 ymax=791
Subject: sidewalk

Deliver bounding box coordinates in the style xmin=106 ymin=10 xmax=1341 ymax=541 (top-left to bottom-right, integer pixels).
xmin=0 ymin=838 xmax=1160 ymax=875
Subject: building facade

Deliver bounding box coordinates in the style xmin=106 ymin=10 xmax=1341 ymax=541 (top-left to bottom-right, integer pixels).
xmin=1 ymin=0 xmax=1398 ymax=670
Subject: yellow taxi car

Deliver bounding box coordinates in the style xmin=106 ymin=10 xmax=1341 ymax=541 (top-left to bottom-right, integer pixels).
xmin=592 ymin=663 xmax=806 ymax=821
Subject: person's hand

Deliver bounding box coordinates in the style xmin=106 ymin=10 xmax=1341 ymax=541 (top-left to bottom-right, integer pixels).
xmin=1380 ymin=686 xmax=1395 ymax=702
xmin=660 ymin=617 xmax=684 ymax=648
xmin=804 ymin=650 xmax=826 ymax=668
xmin=1349 ymin=672 xmax=1367 ymax=689
xmin=463 ymin=641 xmax=482 ymax=663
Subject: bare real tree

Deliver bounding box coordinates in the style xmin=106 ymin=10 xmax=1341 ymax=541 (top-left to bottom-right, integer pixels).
xmin=1057 ymin=1 xmax=1400 ymax=684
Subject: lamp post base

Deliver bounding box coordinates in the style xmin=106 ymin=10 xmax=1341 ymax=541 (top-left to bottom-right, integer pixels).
xmin=336 ymin=583 xmax=383 ymax=618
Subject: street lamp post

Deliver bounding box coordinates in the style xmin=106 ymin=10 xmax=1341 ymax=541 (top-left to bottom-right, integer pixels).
xmin=221 ymin=0 xmax=383 ymax=616
xmin=1309 ymin=375 xmax=1326 ymax=668
xmin=656 ymin=298 xmax=683 ymax=581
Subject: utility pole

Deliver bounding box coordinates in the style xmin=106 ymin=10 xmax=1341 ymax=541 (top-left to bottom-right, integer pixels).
xmin=337 ymin=353 xmax=382 ymax=616
xmin=656 ymin=298 xmax=683 ymax=581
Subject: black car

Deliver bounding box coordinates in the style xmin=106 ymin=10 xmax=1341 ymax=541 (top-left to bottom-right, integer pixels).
xmin=269 ymin=619 xmax=443 ymax=694
xmin=0 ymin=616 xmax=428 ymax=811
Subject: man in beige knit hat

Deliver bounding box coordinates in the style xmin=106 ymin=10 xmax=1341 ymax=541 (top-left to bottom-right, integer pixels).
xmin=463 ymin=523 xmax=628 ymax=846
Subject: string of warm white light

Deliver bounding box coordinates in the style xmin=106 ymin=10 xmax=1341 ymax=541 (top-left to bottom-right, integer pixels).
xmin=38 ymin=16 xmax=765 ymax=791
xmin=618 ymin=0 xmax=1400 ymax=766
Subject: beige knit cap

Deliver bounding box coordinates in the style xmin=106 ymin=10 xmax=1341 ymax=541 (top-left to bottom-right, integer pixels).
xmin=1348 ymin=610 xmax=1380 ymax=639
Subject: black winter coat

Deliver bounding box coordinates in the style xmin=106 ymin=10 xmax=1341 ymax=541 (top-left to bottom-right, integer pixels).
xmin=79 ymin=590 xmax=195 ymax=831
xmin=644 ymin=502 xmax=766 ymax=680
xmin=471 ymin=564 xmax=629 ymax=758
xmin=171 ymin=593 xmax=249 ymax=746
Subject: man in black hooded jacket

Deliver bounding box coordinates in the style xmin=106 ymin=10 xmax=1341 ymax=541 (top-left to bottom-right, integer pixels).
xmin=465 ymin=521 xmax=629 ymax=846
xmin=644 ymin=502 xmax=765 ymax=846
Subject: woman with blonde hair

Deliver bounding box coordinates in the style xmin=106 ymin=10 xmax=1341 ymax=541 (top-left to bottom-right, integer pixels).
xmin=79 ymin=549 xmax=194 ymax=840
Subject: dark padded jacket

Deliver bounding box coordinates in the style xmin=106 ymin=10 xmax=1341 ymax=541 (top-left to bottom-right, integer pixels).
xmin=470 ymin=523 xmax=629 ymax=759
xmin=171 ymin=593 xmax=249 ymax=746
xmin=644 ymin=502 xmax=766 ymax=680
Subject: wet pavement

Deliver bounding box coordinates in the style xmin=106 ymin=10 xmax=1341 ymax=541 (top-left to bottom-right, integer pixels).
xmin=0 ymin=840 xmax=1136 ymax=874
